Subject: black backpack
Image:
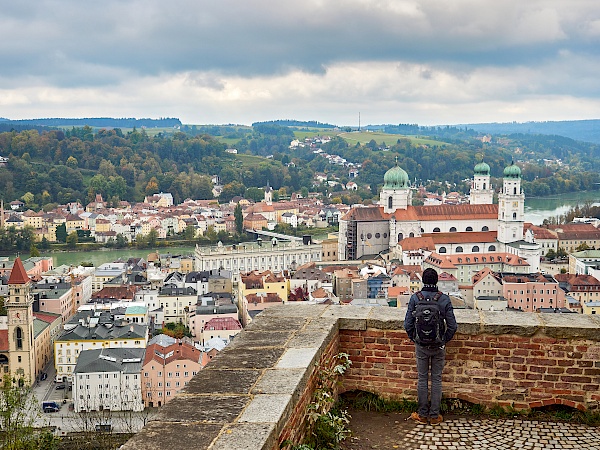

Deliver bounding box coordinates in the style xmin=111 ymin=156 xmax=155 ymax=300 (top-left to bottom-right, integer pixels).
xmin=412 ymin=291 xmax=445 ymax=347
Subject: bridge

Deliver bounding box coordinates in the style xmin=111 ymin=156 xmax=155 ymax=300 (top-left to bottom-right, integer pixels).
xmin=244 ymin=228 xmax=304 ymax=242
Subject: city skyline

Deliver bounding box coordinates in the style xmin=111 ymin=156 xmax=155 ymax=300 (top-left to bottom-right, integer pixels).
xmin=2 ymin=1 xmax=600 ymax=126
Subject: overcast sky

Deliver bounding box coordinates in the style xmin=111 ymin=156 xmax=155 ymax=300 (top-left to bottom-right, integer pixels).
xmin=2 ymin=0 xmax=600 ymax=126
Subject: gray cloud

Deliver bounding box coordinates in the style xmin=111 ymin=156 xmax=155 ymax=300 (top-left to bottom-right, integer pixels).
xmin=1 ymin=0 xmax=600 ymax=123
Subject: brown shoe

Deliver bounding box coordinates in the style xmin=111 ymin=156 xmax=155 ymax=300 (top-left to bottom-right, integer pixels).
xmin=429 ymin=415 xmax=443 ymax=426
xmin=409 ymin=412 xmax=428 ymax=424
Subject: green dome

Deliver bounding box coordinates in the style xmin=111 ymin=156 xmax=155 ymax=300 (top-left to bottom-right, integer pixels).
xmin=503 ymin=162 xmax=521 ymax=178
xmin=474 ymin=161 xmax=490 ymax=175
xmin=383 ymin=163 xmax=409 ymax=189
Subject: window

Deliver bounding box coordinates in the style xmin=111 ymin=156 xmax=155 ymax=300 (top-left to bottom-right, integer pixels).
xmin=15 ymin=328 xmax=23 ymax=349
xmin=472 ymin=246 xmax=480 ymax=252
xmin=466 ymin=226 xmax=473 ymax=231
xmin=456 ymin=246 xmax=463 ymax=253
xmin=439 ymin=247 xmax=447 ymax=253
xmin=482 ymin=226 xmax=489 ymax=231
xmin=433 ymin=227 xmax=441 ymax=232
xmin=449 ymin=227 xmax=457 ymax=232
xmin=488 ymin=245 xmax=496 ymax=251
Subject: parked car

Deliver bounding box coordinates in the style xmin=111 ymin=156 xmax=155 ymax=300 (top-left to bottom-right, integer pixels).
xmin=55 ymin=384 xmax=65 ymax=390
xmin=42 ymin=401 xmax=60 ymax=413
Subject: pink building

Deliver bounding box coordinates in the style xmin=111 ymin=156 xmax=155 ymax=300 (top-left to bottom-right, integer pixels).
xmin=36 ymin=287 xmax=74 ymax=323
xmin=141 ymin=338 xmax=207 ymax=408
xmin=503 ymin=273 xmax=566 ymax=312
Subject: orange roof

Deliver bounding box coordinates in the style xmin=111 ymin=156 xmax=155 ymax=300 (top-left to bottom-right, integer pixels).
xmin=399 ymin=236 xmax=435 ymax=251
xmin=414 ymin=204 xmax=498 ymax=221
xmin=525 ymin=224 xmax=558 ymax=240
xmin=8 ymin=257 xmax=30 ymax=284
xmin=143 ymin=341 xmax=202 ymax=366
xmin=426 ymin=231 xmax=498 ymax=244
xmin=426 ymin=252 xmax=530 ymax=268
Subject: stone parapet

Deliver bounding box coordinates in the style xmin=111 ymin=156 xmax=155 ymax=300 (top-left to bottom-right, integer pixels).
xmin=122 ymin=305 xmax=600 ymax=450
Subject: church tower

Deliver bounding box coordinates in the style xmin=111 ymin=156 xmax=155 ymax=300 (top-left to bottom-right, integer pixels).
xmin=6 ymin=257 xmax=36 ymax=384
xmin=379 ymin=159 xmax=412 ymax=213
xmin=469 ymin=160 xmax=494 ymax=205
xmin=497 ymin=162 xmax=525 ymax=244
xmin=264 ymin=181 xmax=273 ymax=204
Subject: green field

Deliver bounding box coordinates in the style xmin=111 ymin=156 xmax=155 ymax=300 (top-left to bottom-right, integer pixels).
xmin=292 ymin=129 xmax=337 ymax=140
xmin=337 ymin=131 xmax=445 ymax=147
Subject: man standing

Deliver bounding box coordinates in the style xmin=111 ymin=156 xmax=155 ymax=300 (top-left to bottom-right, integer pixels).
xmin=404 ymin=268 xmax=457 ymax=425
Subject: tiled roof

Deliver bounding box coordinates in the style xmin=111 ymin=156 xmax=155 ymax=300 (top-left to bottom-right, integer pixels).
xmin=8 ymin=257 xmax=30 ymax=284
xmin=144 ymin=341 xmax=202 ymax=366
xmin=204 ymin=317 xmax=242 ymax=331
xmin=413 ymin=204 xmax=498 ymax=221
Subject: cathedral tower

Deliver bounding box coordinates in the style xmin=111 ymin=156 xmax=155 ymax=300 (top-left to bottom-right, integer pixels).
xmin=6 ymin=257 xmax=36 ymax=384
xmin=469 ymin=160 xmax=494 ymax=205
xmin=497 ymin=162 xmax=525 ymax=244
xmin=379 ymin=159 xmax=412 ymax=213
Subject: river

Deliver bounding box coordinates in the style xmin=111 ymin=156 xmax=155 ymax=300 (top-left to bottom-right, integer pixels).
xmin=524 ymin=189 xmax=600 ymax=225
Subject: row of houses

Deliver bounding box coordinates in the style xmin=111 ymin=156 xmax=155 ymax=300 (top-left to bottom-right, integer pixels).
xmin=1 ymin=192 xmax=347 ymax=243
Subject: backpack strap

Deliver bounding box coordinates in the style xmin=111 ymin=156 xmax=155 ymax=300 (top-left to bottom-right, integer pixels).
xmin=416 ymin=291 xmax=442 ymax=301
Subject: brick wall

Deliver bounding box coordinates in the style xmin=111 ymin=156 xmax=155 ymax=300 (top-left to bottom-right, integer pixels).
xmin=340 ymin=319 xmax=600 ymax=411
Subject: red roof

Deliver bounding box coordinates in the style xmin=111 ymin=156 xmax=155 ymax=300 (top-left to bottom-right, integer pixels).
xmin=8 ymin=257 xmax=30 ymax=284
xmin=203 ymin=317 xmax=242 ymax=331
xmin=143 ymin=341 xmax=202 ymax=366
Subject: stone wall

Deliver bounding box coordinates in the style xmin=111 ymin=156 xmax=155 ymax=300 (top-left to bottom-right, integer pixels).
xmin=122 ymin=305 xmax=600 ymax=450
xmin=341 ymin=309 xmax=600 ymax=411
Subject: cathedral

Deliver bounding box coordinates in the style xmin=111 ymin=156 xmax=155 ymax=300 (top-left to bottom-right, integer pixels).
xmin=338 ymin=160 xmax=541 ymax=272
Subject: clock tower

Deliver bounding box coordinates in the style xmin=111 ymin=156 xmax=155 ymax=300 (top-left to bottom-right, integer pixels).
xmin=6 ymin=257 xmax=36 ymax=384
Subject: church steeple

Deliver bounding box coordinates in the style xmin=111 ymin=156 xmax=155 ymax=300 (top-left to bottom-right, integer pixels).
xmin=7 ymin=257 xmax=36 ymax=384
xmin=497 ymin=161 xmax=524 ymax=244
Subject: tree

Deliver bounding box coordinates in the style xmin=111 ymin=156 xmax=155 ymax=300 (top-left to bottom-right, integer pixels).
xmin=234 ymin=203 xmax=243 ymax=234
xmin=115 ymin=233 xmax=128 ymax=248
xmin=183 ymin=224 xmax=196 ymax=240
xmin=29 ymin=244 xmax=40 ymax=258
xmin=66 ymin=231 xmax=78 ymax=249
xmin=55 ymin=223 xmax=67 ymax=243
xmin=0 ymin=374 xmax=59 ymax=450
xmin=545 ymin=249 xmax=557 ymax=260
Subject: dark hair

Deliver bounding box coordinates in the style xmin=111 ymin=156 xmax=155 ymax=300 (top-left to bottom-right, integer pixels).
xmin=422 ymin=268 xmax=438 ymax=285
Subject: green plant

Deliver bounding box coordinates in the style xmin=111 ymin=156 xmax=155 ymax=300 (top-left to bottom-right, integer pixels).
xmin=304 ymin=353 xmax=352 ymax=449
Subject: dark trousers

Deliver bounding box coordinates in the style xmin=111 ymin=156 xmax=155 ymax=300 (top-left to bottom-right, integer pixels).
xmin=415 ymin=343 xmax=446 ymax=418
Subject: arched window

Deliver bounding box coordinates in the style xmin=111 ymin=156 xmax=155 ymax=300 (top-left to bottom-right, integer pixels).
xmin=433 ymin=227 xmax=441 ymax=232
xmin=483 ymin=183 xmax=486 ymax=189
xmin=409 ymin=232 xmax=414 ymax=238
xmin=456 ymin=246 xmax=463 ymax=253
xmin=388 ymin=196 xmax=393 ymax=210
xmin=449 ymin=227 xmax=457 ymax=232
xmin=439 ymin=247 xmax=447 ymax=253
xmin=482 ymin=226 xmax=489 ymax=231
xmin=466 ymin=226 xmax=473 ymax=231
xmin=472 ymin=245 xmax=480 ymax=252
xmin=16 ymin=327 xmax=23 ymax=349
xmin=513 ymin=187 xmax=517 ymax=195
xmin=513 ymin=212 xmax=517 ymax=220
xmin=398 ymin=233 xmax=403 ymax=241
xmin=488 ymin=245 xmax=496 ymax=251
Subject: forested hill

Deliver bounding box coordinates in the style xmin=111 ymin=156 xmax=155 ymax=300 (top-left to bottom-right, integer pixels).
xmin=4 ymin=117 xmax=182 ymax=128
xmin=453 ymin=119 xmax=600 ymax=145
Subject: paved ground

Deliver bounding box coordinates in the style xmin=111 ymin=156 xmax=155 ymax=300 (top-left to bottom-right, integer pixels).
xmin=342 ymin=409 xmax=600 ymax=450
